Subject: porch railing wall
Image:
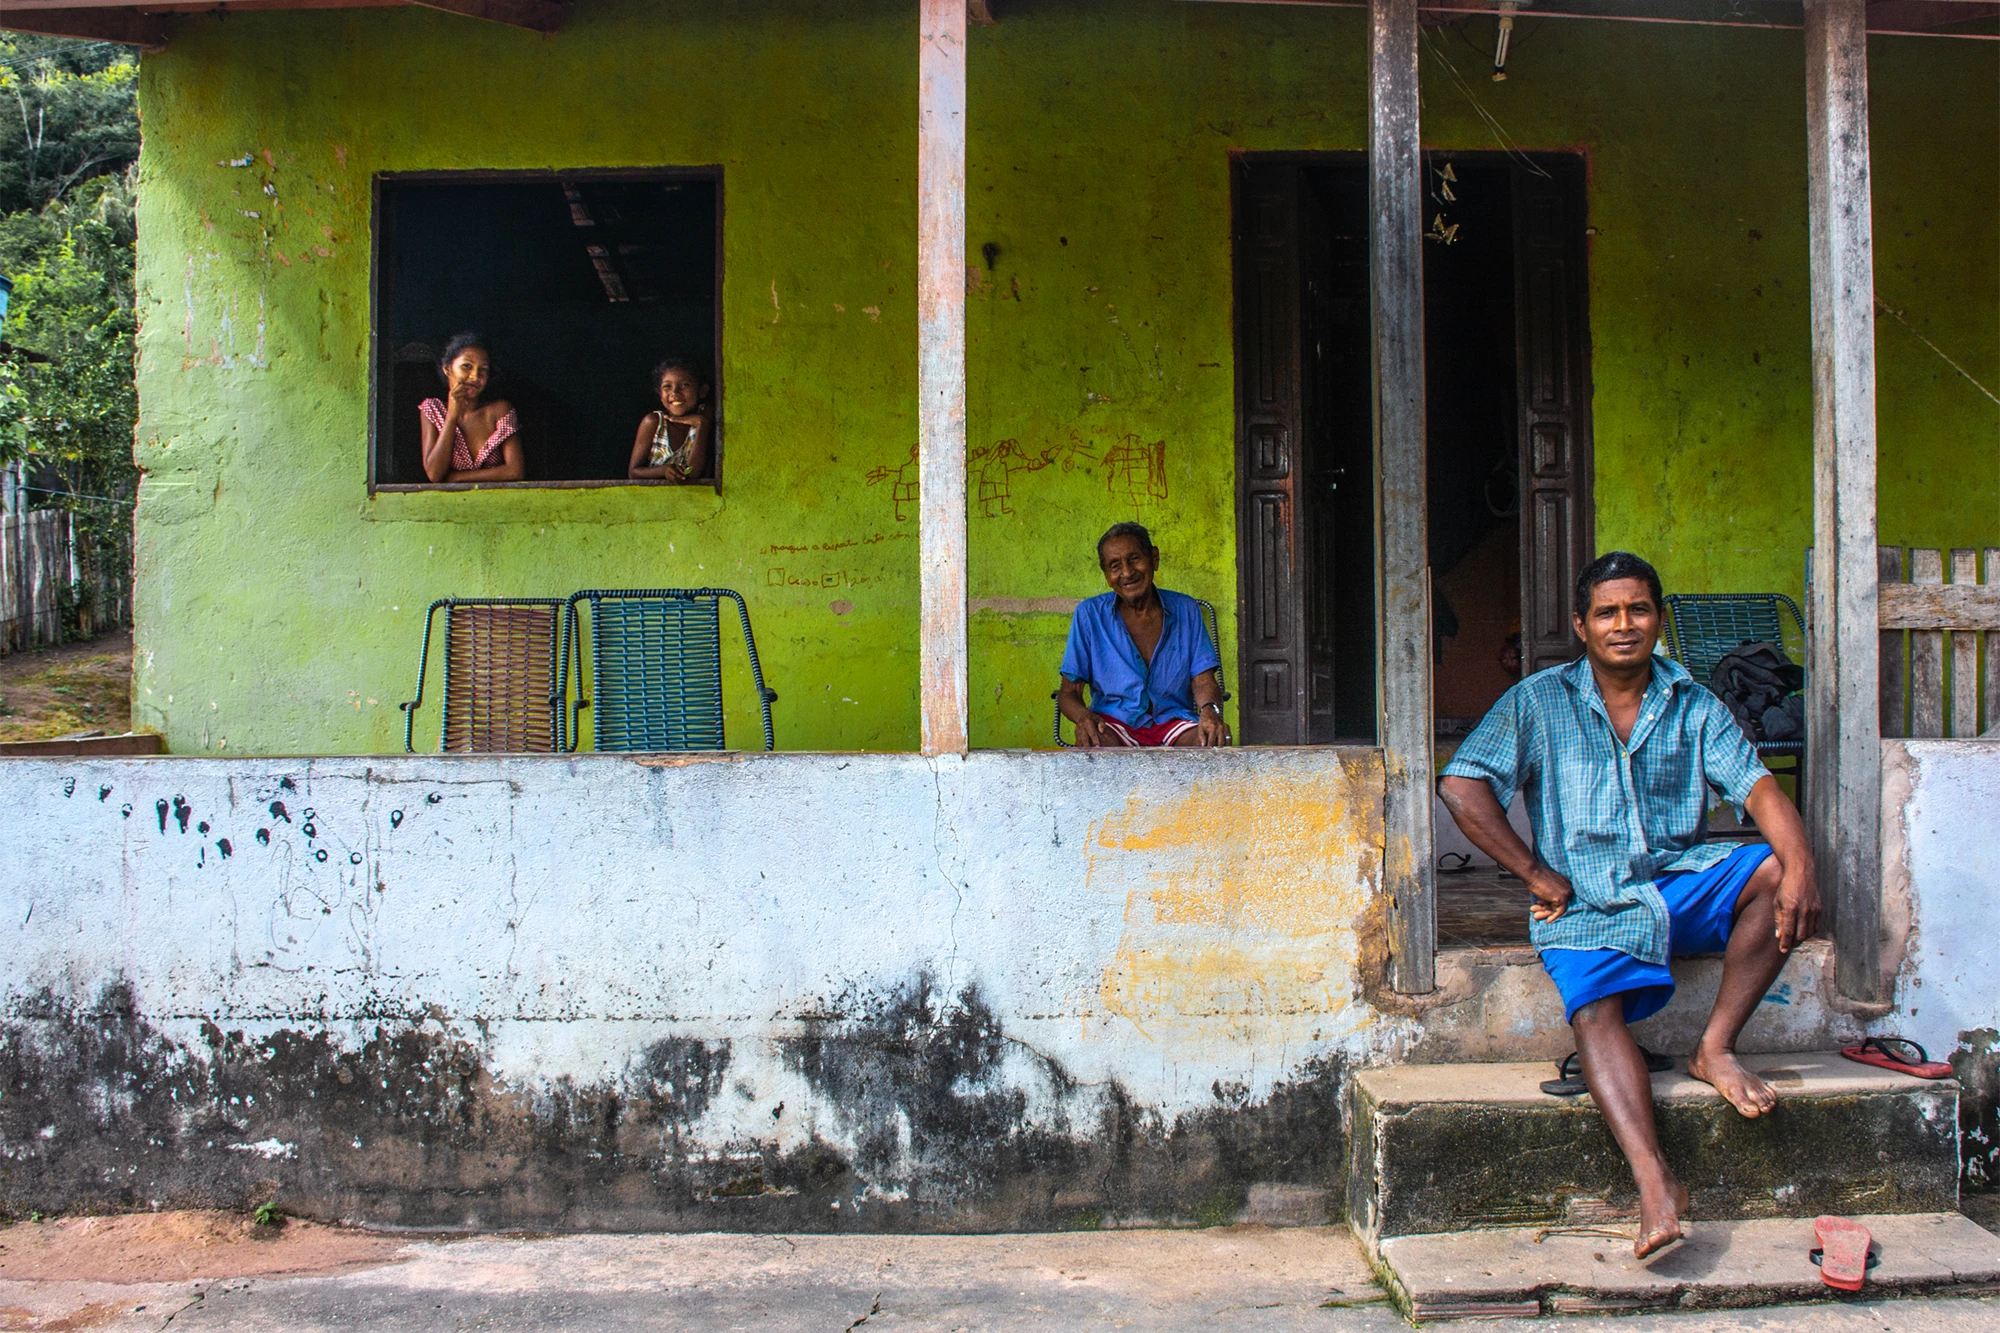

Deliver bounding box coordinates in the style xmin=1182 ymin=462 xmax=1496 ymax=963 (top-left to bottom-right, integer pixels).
xmin=1878 ymin=545 xmax=2000 ymax=740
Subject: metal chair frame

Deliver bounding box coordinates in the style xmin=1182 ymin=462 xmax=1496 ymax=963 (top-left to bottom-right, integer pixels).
xmin=1663 ymin=591 xmax=1808 ymax=800
xmin=400 ymin=597 xmax=569 ymax=753
xmin=1052 ymin=597 xmax=1229 ymax=747
xmin=562 ymin=588 xmax=777 ymax=752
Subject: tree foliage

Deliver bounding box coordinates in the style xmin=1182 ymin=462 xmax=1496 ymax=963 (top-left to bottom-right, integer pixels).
xmin=0 ymin=34 xmax=139 ymax=217
xmin=0 ymin=34 xmax=139 ymax=638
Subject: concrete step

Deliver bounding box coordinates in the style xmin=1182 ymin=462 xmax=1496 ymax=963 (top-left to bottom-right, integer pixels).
xmin=1379 ymin=1212 xmax=2000 ymax=1320
xmin=1346 ymin=1052 xmax=1959 ymax=1248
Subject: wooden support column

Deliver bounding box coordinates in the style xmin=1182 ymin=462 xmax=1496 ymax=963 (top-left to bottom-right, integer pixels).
xmin=1370 ymin=0 xmax=1435 ymax=994
xmin=918 ymin=0 xmax=969 ymax=755
xmin=1803 ymin=0 xmax=1884 ymax=1003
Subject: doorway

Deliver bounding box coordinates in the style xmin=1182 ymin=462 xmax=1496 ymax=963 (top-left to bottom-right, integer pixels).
xmin=1231 ymin=152 xmax=1593 ymax=746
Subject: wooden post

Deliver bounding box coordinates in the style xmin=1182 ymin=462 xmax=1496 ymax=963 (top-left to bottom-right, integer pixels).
xmin=1370 ymin=0 xmax=1434 ymax=994
xmin=918 ymin=0 xmax=969 ymax=755
xmin=1877 ymin=546 xmax=1904 ymax=739
xmin=1803 ymin=0 xmax=1883 ymax=1004
xmin=1986 ymin=549 xmax=2000 ymax=737
xmin=1905 ymin=548 xmax=1944 ymax=737
xmin=1949 ymin=550 xmax=1979 ymax=738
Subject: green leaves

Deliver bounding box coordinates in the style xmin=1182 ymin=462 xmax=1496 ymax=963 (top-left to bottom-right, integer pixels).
xmin=0 ymin=35 xmax=138 ymax=616
xmin=0 ymin=35 xmax=139 ymax=217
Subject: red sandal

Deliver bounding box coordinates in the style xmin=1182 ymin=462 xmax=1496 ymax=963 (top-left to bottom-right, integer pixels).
xmin=1812 ymin=1215 xmax=1874 ymax=1292
xmin=1839 ymin=1035 xmax=1952 ymax=1080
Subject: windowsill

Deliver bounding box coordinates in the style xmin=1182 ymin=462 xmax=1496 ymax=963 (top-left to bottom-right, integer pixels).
xmin=370 ymin=478 xmax=719 ymax=494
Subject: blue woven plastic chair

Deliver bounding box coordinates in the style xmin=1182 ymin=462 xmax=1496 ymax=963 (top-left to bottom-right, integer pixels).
xmin=1052 ymin=597 xmax=1228 ymax=747
xmin=401 ymin=598 xmax=568 ymax=753
xmin=1663 ymin=592 xmax=1806 ymax=800
xmin=563 ymin=589 xmax=776 ymax=752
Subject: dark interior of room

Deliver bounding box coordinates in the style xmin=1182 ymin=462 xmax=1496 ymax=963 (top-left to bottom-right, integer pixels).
xmin=1296 ymin=155 xmax=1523 ymax=743
xmin=1419 ymin=156 xmax=1522 ymax=734
xmin=376 ymin=175 xmax=718 ymax=486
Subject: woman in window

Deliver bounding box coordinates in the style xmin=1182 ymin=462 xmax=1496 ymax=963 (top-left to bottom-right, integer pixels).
xmin=419 ymin=333 xmax=524 ymax=483
xmin=627 ymin=356 xmax=711 ymax=483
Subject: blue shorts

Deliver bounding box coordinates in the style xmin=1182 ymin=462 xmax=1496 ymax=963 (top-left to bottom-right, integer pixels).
xmin=1540 ymin=842 xmax=1774 ymax=1026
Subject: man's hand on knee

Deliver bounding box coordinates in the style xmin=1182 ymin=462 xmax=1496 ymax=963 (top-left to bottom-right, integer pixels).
xmin=1743 ymin=775 xmax=1820 ymax=952
xmin=1773 ymin=861 xmax=1820 ymax=953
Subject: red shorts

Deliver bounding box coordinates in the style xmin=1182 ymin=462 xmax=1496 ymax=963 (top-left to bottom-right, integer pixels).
xmin=1092 ymin=713 xmax=1197 ymax=747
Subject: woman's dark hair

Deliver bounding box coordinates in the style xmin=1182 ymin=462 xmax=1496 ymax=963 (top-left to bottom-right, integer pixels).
xmin=652 ymin=355 xmax=709 ymax=390
xmin=1097 ymin=521 xmax=1156 ymax=563
xmin=1574 ymin=550 xmax=1664 ymax=618
xmin=435 ymin=332 xmax=490 ymax=382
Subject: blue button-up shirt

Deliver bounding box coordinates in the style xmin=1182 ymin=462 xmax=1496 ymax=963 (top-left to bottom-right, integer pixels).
xmin=1440 ymin=655 xmax=1770 ymax=964
xmin=1060 ymin=589 xmax=1221 ymax=728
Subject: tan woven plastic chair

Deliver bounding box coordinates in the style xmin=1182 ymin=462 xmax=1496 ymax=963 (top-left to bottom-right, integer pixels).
xmin=402 ymin=599 xmax=566 ymax=753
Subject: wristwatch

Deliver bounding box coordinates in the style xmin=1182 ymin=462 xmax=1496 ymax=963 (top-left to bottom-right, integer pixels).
xmin=1201 ymin=701 xmax=1223 ymax=716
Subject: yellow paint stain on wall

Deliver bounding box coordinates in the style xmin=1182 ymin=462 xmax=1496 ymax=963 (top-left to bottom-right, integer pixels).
xmin=1090 ymin=756 xmax=1384 ymax=1037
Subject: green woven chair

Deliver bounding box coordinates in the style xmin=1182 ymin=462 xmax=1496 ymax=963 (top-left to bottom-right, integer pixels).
xmin=1663 ymin=592 xmax=1806 ymax=802
xmin=563 ymin=589 xmax=776 ymax=752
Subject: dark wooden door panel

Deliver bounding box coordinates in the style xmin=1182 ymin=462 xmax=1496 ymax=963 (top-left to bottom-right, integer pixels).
xmin=1513 ymin=158 xmax=1594 ymax=678
xmin=1235 ymin=161 xmax=1310 ymax=743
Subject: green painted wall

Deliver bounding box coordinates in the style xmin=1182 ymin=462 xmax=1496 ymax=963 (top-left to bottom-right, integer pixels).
xmin=132 ymin=0 xmax=1998 ymax=754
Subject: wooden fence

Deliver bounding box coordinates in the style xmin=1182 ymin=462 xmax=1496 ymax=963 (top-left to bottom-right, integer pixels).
xmin=1879 ymin=545 xmax=2000 ymax=739
xmin=0 ymin=507 xmax=131 ymax=656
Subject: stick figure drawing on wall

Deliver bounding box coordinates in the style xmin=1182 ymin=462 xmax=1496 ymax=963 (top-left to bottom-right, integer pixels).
xmin=1102 ymin=434 xmax=1168 ymax=509
xmin=865 ymin=445 xmax=920 ymax=523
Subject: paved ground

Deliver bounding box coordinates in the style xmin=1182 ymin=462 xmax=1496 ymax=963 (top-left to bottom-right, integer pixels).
xmin=0 ymin=1213 xmax=1996 ymax=1331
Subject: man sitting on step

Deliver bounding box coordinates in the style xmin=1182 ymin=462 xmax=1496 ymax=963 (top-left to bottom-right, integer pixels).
xmin=1437 ymin=551 xmax=1821 ymax=1260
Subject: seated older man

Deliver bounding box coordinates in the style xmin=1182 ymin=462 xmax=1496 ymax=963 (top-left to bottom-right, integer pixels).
xmin=1057 ymin=523 xmax=1229 ymax=747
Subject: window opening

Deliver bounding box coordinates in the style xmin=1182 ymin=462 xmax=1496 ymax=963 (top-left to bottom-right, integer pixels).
xmin=372 ymin=170 xmax=721 ymax=490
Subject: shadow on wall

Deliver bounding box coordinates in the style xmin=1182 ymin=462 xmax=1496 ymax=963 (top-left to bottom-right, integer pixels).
xmin=0 ymin=977 xmax=1346 ymax=1231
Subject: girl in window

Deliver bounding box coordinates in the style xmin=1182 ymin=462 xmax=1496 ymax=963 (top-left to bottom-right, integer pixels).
xmin=628 ymin=356 xmax=711 ymax=483
xmin=420 ymin=333 xmax=524 ymax=483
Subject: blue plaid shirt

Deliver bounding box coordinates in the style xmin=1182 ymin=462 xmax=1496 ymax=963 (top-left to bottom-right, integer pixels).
xmin=1440 ymin=655 xmax=1770 ymax=964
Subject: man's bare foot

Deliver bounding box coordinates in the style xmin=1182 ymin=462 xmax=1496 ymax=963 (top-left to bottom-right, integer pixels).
xmin=1635 ymin=1182 xmax=1690 ymax=1259
xmin=1688 ymin=1047 xmax=1779 ymax=1118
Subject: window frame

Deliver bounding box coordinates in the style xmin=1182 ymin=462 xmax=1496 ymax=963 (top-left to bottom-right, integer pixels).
xmin=366 ymin=165 xmax=726 ymax=495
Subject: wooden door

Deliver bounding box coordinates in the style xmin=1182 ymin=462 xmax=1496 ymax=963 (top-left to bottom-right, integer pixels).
xmin=1234 ymin=162 xmax=1311 ymax=744
xmin=1512 ymin=157 xmax=1595 ymax=676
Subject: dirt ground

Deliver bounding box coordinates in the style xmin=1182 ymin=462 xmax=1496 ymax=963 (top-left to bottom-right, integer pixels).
xmin=0 ymin=1208 xmax=402 ymax=1280
xmin=0 ymin=630 xmax=132 ymax=744
xmin=0 ymin=1211 xmax=406 ymax=1285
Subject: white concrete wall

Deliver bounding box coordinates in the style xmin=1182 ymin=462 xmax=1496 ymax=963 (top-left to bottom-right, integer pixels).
xmin=3 ymin=742 xmax=1980 ymax=1225
xmin=0 ymin=749 xmax=1397 ymax=1101
xmin=1887 ymin=741 xmax=2000 ymax=1056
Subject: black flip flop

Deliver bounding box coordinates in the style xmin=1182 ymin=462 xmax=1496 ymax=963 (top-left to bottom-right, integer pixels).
xmin=1539 ymin=1049 xmax=1675 ymax=1096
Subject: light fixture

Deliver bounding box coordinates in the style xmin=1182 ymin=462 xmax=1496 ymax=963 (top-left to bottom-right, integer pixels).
xmin=1493 ymin=1 xmax=1521 ymax=82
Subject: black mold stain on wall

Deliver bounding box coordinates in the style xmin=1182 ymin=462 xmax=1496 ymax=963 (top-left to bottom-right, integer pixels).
xmin=1953 ymin=1028 xmax=1999 ymax=1194
xmin=0 ymin=977 xmax=1346 ymax=1232
xmin=778 ymin=973 xmax=1346 ymax=1230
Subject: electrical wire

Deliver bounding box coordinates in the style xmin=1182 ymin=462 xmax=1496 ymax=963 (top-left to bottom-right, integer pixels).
xmin=1420 ymin=24 xmax=1553 ymax=177
xmin=20 ymin=485 xmax=135 ymax=506
xmin=1876 ymin=299 xmax=2000 ymax=408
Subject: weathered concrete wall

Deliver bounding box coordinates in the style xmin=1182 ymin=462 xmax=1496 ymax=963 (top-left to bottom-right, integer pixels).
xmin=1884 ymin=741 xmax=2000 ymax=1194
xmin=0 ymin=749 xmax=1392 ymax=1228
xmin=0 ymin=748 xmax=1868 ymax=1229
xmin=131 ymin=1 xmax=1998 ymax=756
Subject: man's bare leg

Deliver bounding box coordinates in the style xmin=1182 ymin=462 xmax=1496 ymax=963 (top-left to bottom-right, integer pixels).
xmin=1572 ymin=997 xmax=1688 ymax=1258
xmin=1687 ymin=856 xmax=1789 ymax=1117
